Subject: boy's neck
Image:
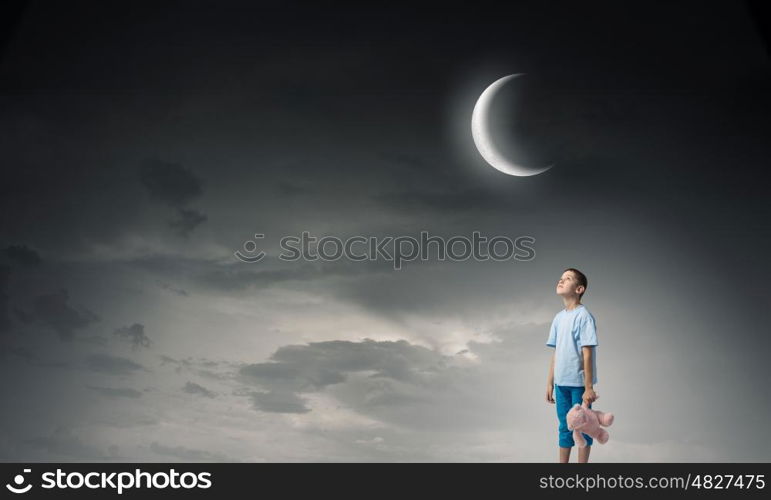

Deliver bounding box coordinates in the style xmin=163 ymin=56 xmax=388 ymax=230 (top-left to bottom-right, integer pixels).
xmin=562 ymin=297 xmax=582 ymax=311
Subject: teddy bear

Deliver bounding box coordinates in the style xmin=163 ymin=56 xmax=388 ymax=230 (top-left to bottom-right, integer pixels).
xmin=566 ymin=402 xmax=614 ymax=447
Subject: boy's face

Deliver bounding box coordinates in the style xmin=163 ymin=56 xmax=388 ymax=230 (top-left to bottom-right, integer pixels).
xmin=556 ymin=271 xmax=584 ymax=298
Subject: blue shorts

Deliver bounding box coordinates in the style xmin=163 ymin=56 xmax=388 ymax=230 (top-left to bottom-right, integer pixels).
xmin=554 ymin=384 xmax=593 ymax=448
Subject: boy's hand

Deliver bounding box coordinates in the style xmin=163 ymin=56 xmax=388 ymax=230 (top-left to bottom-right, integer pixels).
xmin=546 ymin=384 xmax=555 ymax=404
xmin=582 ymin=388 xmax=598 ymax=405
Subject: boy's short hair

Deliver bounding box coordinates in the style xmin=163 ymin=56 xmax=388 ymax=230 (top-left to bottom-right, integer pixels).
xmin=564 ymin=268 xmax=588 ymax=298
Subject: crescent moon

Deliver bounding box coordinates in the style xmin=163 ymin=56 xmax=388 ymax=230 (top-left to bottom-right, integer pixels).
xmin=471 ymin=74 xmax=553 ymax=176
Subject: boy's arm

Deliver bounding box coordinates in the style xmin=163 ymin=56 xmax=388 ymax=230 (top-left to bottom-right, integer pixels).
xmin=546 ymin=351 xmax=555 ymax=404
xmin=582 ymin=346 xmax=597 ymax=405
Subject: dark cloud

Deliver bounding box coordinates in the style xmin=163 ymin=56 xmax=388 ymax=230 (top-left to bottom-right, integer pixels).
xmin=232 ymin=333 xmax=566 ymax=434
xmin=85 ymin=353 xmax=143 ymax=375
xmin=139 ymin=160 xmax=208 ymax=236
xmin=240 ymin=357 xmax=345 ymax=393
xmin=269 ymin=339 xmax=445 ymax=382
xmin=169 ymin=208 xmax=207 ymax=237
xmin=21 ymin=289 xmax=99 ymax=340
xmin=239 ymin=339 xmax=450 ymax=414
xmin=87 ymin=386 xmax=143 ymax=399
xmin=113 ymin=323 xmax=150 ymax=349
xmin=250 ymin=390 xmax=310 ymax=414
xmin=139 ymin=160 xmax=203 ymax=207
xmin=183 ymin=381 xmax=216 ymax=398
xmin=2 ymin=244 xmax=42 ymax=267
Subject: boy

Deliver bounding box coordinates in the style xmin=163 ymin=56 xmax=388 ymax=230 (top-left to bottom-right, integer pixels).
xmin=545 ymin=268 xmax=599 ymax=463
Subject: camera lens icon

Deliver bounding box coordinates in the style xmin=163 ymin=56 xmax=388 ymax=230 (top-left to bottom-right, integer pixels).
xmin=6 ymin=469 xmax=32 ymax=494
xmin=234 ymin=233 xmax=266 ymax=263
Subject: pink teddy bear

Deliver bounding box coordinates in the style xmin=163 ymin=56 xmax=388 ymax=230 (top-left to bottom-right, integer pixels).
xmin=566 ymin=402 xmax=614 ymax=448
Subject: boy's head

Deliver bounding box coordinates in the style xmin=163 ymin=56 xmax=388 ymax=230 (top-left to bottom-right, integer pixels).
xmin=556 ymin=268 xmax=588 ymax=300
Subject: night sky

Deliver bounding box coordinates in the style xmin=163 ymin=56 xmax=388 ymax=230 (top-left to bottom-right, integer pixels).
xmin=1 ymin=0 xmax=769 ymax=461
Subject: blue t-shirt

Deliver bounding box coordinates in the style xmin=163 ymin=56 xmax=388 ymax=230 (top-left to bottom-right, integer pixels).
xmin=546 ymin=304 xmax=598 ymax=387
